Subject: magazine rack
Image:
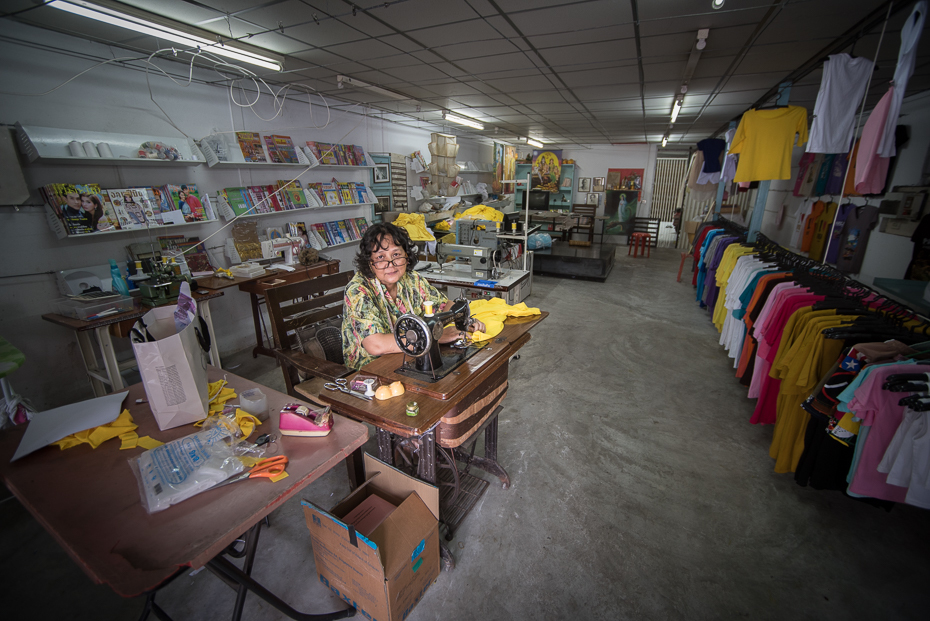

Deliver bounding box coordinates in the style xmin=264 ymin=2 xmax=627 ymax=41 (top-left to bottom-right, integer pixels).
xmin=43 ymin=205 xmax=217 ymax=240
xmin=16 ymin=124 xmax=204 ymax=166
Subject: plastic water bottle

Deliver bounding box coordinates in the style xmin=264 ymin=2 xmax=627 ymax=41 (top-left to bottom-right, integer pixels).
xmin=109 ymin=259 xmax=130 ymax=296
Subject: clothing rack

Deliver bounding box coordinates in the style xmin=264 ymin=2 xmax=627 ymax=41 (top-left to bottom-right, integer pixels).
xmin=715 ymin=217 xmax=748 ymax=239
xmin=753 ymin=232 xmax=930 ymax=329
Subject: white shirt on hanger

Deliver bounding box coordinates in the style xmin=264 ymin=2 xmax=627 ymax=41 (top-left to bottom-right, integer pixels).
xmin=807 ymin=54 xmax=873 ymax=154
xmin=878 ymin=1 xmax=927 ymax=157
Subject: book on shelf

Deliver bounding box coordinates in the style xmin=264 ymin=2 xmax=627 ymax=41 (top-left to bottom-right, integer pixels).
xmin=264 ymin=135 xmax=283 ymax=163
xmin=314 ymin=142 xmax=340 ymax=166
xmin=166 ymin=184 xmax=206 ymax=222
xmin=321 ymin=181 xmax=341 ymax=206
xmin=236 ymin=131 xmax=267 ymax=163
xmin=107 ymin=187 xmax=157 ymax=229
xmin=338 ymin=182 xmax=353 ymax=205
xmin=346 ymin=218 xmax=360 ymax=240
xmin=312 ymin=223 xmax=330 ymax=247
xmin=277 ymin=179 xmax=308 ymax=210
xmin=336 ymin=220 xmax=351 ymax=243
xmin=353 ymin=145 xmax=367 ymax=166
xmin=266 ymin=226 xmax=285 ymax=240
xmin=222 ymin=187 xmax=251 ymax=217
xmin=272 ymin=135 xmax=300 ymax=163
xmin=355 ymin=217 xmax=369 ymax=236
xmin=174 ymin=238 xmax=214 ymax=276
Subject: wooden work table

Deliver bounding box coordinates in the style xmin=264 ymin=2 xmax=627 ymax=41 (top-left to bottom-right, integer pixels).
xmin=0 ymin=366 xmax=367 ymax=619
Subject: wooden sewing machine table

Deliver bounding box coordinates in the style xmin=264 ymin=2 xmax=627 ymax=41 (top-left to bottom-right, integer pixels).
xmin=316 ymin=313 xmax=547 ymax=492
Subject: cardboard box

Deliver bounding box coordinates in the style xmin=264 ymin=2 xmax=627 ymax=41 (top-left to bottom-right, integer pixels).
xmin=302 ymin=454 xmax=440 ymax=621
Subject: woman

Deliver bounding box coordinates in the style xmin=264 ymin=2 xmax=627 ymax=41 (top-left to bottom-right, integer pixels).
xmin=80 ymin=193 xmax=104 ymax=231
xmin=342 ymin=223 xmax=485 ymax=370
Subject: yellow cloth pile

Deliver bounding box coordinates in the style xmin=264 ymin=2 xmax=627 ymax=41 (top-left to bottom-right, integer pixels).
xmin=234 ymin=409 xmax=262 ymax=438
xmin=208 ymin=379 xmax=237 ymax=414
xmin=393 ymin=213 xmax=435 ymax=241
xmin=51 ymin=409 xmax=164 ymax=451
xmin=434 ymin=219 xmax=452 ymax=232
xmin=455 ymin=205 xmax=503 ymax=223
xmin=468 ymin=298 xmax=541 ymax=342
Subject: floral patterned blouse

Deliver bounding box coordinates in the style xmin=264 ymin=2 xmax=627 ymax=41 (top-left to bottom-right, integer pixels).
xmin=341 ymin=270 xmax=448 ymax=369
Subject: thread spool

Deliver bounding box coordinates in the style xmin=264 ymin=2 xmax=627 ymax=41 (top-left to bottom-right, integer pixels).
xmin=97 ymin=142 xmax=113 ymax=158
xmin=82 ymin=141 xmax=100 ymax=157
xmin=68 ymin=141 xmax=84 ymax=157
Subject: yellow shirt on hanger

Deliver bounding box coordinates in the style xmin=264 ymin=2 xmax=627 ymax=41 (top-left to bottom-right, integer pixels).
xmin=730 ymin=105 xmax=809 ymax=182
xmin=807 ymin=202 xmax=837 ymax=262
xmin=713 ymin=245 xmax=756 ymax=331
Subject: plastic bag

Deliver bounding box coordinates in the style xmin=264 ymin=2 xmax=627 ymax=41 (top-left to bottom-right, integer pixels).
xmin=527 ymin=232 xmax=552 ymax=250
xmin=130 ymin=415 xmax=264 ymax=513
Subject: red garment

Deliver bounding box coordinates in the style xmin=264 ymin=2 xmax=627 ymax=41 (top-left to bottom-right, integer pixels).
xmin=690 ymin=226 xmax=718 ymax=286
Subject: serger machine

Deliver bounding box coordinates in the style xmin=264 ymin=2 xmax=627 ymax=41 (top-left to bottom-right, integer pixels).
xmin=435 ymin=242 xmax=494 ymax=279
xmin=392 ymin=299 xmax=485 ymax=382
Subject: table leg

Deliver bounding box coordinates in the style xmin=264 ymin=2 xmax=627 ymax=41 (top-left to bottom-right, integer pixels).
xmin=206 ymin=521 xmax=355 ymax=621
xmin=345 ymin=447 xmax=365 ymax=489
xmin=249 ymin=293 xmax=263 ymax=359
xmin=416 ymin=430 xmax=437 ymax=485
xmin=376 ymin=428 xmax=393 ymax=465
xmin=199 ymin=300 xmax=222 ymax=368
xmin=95 ymin=326 xmax=124 ymax=392
xmin=76 ymin=330 xmax=108 ymax=397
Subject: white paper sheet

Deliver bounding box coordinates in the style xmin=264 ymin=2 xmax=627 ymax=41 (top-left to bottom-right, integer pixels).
xmin=12 ymin=391 xmax=128 ymax=462
xmin=160 ymin=210 xmax=186 ymax=225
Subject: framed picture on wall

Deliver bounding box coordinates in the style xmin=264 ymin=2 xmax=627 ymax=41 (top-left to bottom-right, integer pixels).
xmin=375 ymin=195 xmax=391 ymax=214
xmin=578 ymin=177 xmax=592 ymax=192
xmin=373 ymin=164 xmax=391 ymax=184
xmin=587 ymin=193 xmax=599 ymax=205
xmin=593 ymin=177 xmax=605 ymax=192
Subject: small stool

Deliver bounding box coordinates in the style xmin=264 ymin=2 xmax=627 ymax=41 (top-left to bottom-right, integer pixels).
xmin=628 ymin=232 xmax=651 ymax=258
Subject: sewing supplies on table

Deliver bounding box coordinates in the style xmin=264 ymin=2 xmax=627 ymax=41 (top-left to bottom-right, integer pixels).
xmin=279 ymin=403 xmax=333 ymax=437
xmin=211 ymin=455 xmax=288 ymax=489
xmin=323 ymin=378 xmax=372 ymax=402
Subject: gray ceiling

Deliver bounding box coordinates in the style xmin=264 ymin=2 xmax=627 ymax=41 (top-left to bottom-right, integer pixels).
xmin=4 ymin=0 xmax=929 ymax=151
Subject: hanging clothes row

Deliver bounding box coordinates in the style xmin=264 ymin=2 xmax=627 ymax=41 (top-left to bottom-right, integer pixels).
xmin=689 ymin=227 xmax=930 ymax=510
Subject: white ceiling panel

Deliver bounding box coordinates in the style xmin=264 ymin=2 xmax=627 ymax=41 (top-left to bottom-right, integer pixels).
xmin=410 ymin=21 xmax=504 ymax=49
xmin=508 ymin=1 xmax=633 ymax=37
xmin=561 ymin=67 xmax=640 ymax=88
xmin=377 ymin=1 xmax=486 ymax=31
xmin=484 ymin=74 xmax=556 ymax=92
xmin=434 ymin=39 xmax=523 ymax=61
xmin=540 ymin=39 xmax=639 ymax=66
xmin=457 ymin=52 xmax=540 ymax=75
xmin=286 ymin=20 xmax=370 ymax=48
xmin=324 ymin=38 xmax=408 ymax=61
xmin=529 ymin=26 xmax=635 ymax=50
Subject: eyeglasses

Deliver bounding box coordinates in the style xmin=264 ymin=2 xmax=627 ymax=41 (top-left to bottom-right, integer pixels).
xmin=370 ymin=255 xmax=408 ymax=269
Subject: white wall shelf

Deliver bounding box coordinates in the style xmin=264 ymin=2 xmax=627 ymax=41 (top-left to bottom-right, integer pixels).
xmin=45 ymin=205 xmax=217 ymax=240
xmin=215 ymin=197 xmax=375 ymax=222
xmin=16 ymin=123 xmax=204 ymax=166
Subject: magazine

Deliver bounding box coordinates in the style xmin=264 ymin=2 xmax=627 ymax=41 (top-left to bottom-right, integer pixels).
xmin=264 ymin=135 xmax=283 ymax=163
xmin=272 ymin=135 xmax=300 ymax=163
xmin=106 ymin=188 xmax=156 ymax=229
xmin=167 ymin=184 xmax=205 ymax=222
xmin=236 ymin=131 xmax=267 ymax=162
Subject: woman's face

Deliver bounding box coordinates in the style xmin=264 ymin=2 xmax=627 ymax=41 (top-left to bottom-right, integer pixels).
xmin=370 ymin=238 xmax=407 ymax=288
xmin=81 ymin=195 xmax=97 ymax=212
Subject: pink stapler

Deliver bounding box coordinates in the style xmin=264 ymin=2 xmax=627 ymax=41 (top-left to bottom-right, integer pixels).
xmin=279 ymin=403 xmax=333 ymax=437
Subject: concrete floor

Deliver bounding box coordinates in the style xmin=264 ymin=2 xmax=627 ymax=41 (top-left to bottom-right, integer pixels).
xmin=3 ymin=246 xmax=930 ymax=620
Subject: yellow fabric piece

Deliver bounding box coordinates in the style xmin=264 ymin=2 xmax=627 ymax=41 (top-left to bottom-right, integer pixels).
xmin=270 ymin=471 xmax=289 ymax=483
xmin=454 ymin=205 xmax=503 ymax=223
xmin=467 ymin=298 xmax=542 ymax=342
xmin=119 ymin=431 xmax=139 ymax=450
xmin=208 ymin=379 xmax=227 ymax=402
xmin=136 ymin=436 xmax=164 ymax=449
xmin=712 ymin=246 xmax=756 ymax=331
xmin=239 ymin=455 xmax=264 ymax=468
xmin=52 ymin=409 xmax=138 ymax=451
xmin=393 ymin=213 xmax=435 ymax=241
xmin=235 ymin=409 xmax=262 ymax=438
xmin=434 ymin=219 xmax=452 ymax=231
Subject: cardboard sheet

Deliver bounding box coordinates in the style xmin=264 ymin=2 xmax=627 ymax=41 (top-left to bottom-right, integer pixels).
xmin=11 ymin=391 xmax=128 ymax=462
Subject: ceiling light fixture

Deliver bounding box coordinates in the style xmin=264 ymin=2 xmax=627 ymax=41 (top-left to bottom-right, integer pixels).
xmin=671 ymin=99 xmax=682 ymax=124
xmin=48 ymin=0 xmax=283 ymax=71
xmin=525 ymin=137 xmax=544 ymax=149
xmin=337 ymin=75 xmax=409 ymax=100
xmin=442 ymin=111 xmax=484 ymax=130
xmin=662 ymin=135 xmax=668 ymax=147
xmin=712 ymin=0 xmax=725 ymax=9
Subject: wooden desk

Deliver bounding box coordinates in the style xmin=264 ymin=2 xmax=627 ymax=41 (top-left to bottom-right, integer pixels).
xmin=42 ymin=290 xmax=224 ymax=397
xmin=317 ymin=313 xmax=547 ymax=483
xmin=0 ymin=366 xmax=367 ymax=620
xmin=199 ymin=260 xmax=340 ymax=359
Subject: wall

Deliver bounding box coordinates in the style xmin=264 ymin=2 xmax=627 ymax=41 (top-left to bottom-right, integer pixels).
xmin=0 ymin=20 xmax=486 ymax=409
xmin=755 ymin=90 xmax=930 ymax=285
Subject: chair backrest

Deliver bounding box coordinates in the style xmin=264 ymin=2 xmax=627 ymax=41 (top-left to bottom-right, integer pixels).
xmin=571 ymin=203 xmax=596 ymax=227
xmin=632 ymin=217 xmax=661 ymax=246
xmin=264 ymin=271 xmax=354 ymax=353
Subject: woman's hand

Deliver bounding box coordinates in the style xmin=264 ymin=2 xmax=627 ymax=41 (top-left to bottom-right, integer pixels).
xmin=468 ymin=319 xmax=486 ymax=334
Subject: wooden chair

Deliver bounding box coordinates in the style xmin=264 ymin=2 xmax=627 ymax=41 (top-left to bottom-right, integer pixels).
xmin=568 ymin=203 xmax=597 ymax=245
xmin=266 ymin=271 xmax=355 ymax=399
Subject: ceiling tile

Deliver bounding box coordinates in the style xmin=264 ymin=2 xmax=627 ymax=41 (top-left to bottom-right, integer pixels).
xmin=457 ymin=52 xmax=540 ymax=75
xmin=383 ymin=64 xmax=450 ymax=82
xmin=285 ymin=20 xmax=369 ymax=48
xmin=423 ymin=82 xmax=483 ymax=97
xmin=508 ymin=1 xmax=634 ymax=37
xmin=539 ymin=39 xmax=639 ymax=66
xmin=377 ymin=34 xmax=426 ymax=53
xmin=484 ymin=74 xmax=557 ymax=92
xmin=362 ymin=54 xmax=421 ymax=70
xmin=377 ymin=1 xmax=485 ymax=31
xmin=119 ymin=0 xmax=224 ymax=24
xmin=324 ymin=38 xmax=408 ymax=62
xmin=410 ymin=21 xmax=503 ymax=48
xmin=640 ymin=32 xmax=695 ymax=60
xmin=435 ymin=39 xmax=522 ymax=61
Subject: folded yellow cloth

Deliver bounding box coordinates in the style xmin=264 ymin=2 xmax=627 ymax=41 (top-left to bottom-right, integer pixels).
xmin=455 ymin=205 xmax=503 ymax=223
xmin=393 ymin=213 xmax=435 ymax=241
xmin=468 ymin=298 xmax=541 ymax=342
xmin=235 ymin=409 xmax=262 ymax=438
xmin=434 ymin=219 xmax=452 ymax=231
xmin=52 ymin=409 xmax=160 ymax=451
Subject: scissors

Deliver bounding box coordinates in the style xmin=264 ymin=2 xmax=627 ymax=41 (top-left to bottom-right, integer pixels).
xmin=213 ymin=456 xmax=288 ymax=489
xmin=323 ymin=378 xmax=372 ymax=401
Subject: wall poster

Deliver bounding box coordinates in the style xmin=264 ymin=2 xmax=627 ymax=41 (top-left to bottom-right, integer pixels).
xmin=603 ymin=168 xmax=643 ymax=235
xmin=531 ymin=149 xmax=562 ymax=189
xmin=494 ymin=142 xmax=518 ymax=194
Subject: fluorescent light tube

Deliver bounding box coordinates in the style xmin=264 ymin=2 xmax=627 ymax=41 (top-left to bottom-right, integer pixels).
xmin=671 ymin=99 xmax=682 ymax=124
xmin=337 ymin=75 xmax=409 ymax=100
xmin=525 ymin=137 xmax=544 ymax=149
xmin=443 ymin=112 xmax=484 ymax=130
xmin=48 ymin=0 xmax=282 ymax=71
xmin=662 ymin=135 xmax=668 ymax=147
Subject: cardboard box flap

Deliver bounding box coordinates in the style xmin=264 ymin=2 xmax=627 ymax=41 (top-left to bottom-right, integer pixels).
xmin=363 ymin=453 xmax=439 ymax=521
xmin=369 ymin=491 xmax=437 ymax=581
xmin=301 ymin=500 xmax=384 ymax=574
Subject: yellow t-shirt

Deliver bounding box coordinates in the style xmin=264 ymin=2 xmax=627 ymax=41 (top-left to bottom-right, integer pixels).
xmin=730 ymin=106 xmax=809 ymax=182
xmin=807 ymin=202 xmax=837 ymax=262
xmin=712 ymin=245 xmax=756 ymax=331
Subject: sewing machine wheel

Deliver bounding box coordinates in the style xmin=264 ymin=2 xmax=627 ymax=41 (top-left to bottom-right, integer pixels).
xmin=395 ymin=314 xmax=432 ymax=357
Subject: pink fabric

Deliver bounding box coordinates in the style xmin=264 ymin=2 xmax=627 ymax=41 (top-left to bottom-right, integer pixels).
xmin=847 ymin=364 xmax=930 ymax=502
xmin=854 ymin=88 xmax=893 ymax=195
xmin=747 ymin=283 xmax=800 ymax=398
xmin=794 ymin=153 xmax=816 ymax=196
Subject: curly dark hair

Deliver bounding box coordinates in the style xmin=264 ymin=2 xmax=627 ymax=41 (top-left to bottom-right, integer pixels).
xmin=354 ymin=222 xmax=418 ymax=279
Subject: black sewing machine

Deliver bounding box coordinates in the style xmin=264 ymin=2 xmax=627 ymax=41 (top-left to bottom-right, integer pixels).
xmin=392 ymin=298 xmax=486 ymax=382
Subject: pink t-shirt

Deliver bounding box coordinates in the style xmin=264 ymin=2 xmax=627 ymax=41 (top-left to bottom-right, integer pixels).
xmin=847 ymin=364 xmax=930 ymax=502
xmin=854 ymin=88 xmax=893 ymax=195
